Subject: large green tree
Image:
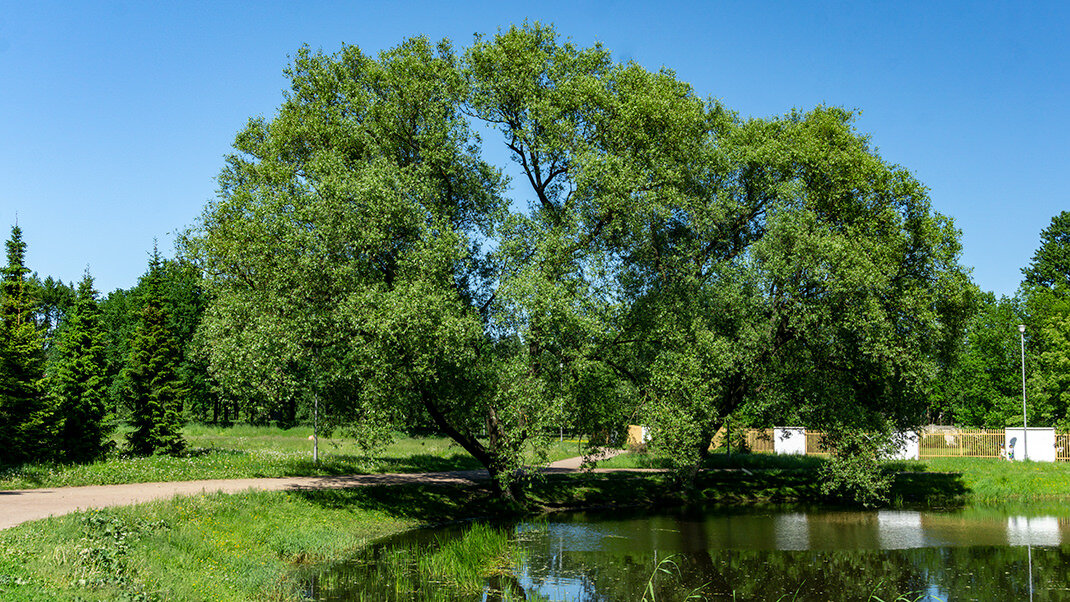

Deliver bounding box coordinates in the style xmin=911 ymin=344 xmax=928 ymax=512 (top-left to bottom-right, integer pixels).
xmin=48 ymin=271 xmax=112 ymax=462
xmin=188 ymin=34 xmax=519 ymax=492
xmin=189 ymin=24 xmax=972 ymax=500
xmin=0 ymin=226 xmax=49 ymax=466
xmin=1023 ymin=211 xmax=1070 ymax=290
xmin=596 ymin=106 xmax=973 ymax=483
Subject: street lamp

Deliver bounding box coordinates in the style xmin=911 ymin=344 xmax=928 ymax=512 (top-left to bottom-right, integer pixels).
xmin=1019 ymin=324 xmax=1028 ymax=460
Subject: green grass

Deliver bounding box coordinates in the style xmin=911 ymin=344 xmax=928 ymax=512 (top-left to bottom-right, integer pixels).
xmin=599 ymin=448 xmax=1070 ymax=505
xmin=0 ymin=425 xmax=587 ymax=490
xmin=920 ymin=456 xmax=1070 ymax=502
xmin=0 ymin=472 xmax=668 ymax=601
xmin=0 ymin=485 xmax=475 ymax=601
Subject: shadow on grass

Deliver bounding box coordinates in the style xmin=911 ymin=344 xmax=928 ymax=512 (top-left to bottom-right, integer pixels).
xmin=891 ymin=471 xmax=968 ymax=505
xmin=702 ymin=453 xmax=826 ymax=471
xmin=369 ymin=454 xmax=484 ymax=473
xmin=292 ymin=472 xmax=679 ymax=524
xmin=290 ymin=465 xmax=970 ymax=526
xmin=531 ymin=472 xmax=672 ymax=509
xmin=292 ymin=482 xmax=499 ymax=523
xmin=282 ymin=454 xmax=484 ymax=477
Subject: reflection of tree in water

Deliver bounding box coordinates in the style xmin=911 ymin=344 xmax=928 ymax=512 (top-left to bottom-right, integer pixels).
xmin=911 ymin=546 xmax=1070 ymax=601
xmin=311 ymin=521 xmax=1070 ymax=601
xmin=548 ymin=547 xmax=1070 ymax=601
xmin=557 ymin=549 xmax=928 ymax=601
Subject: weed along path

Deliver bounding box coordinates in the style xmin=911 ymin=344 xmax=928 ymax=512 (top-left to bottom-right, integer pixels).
xmin=0 ymin=450 xmax=630 ymax=530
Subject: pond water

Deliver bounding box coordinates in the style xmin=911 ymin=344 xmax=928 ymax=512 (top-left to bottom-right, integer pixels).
xmin=307 ymin=506 xmax=1070 ymax=601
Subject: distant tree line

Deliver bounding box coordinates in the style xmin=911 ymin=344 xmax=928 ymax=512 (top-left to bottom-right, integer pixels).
xmin=0 ymin=228 xmax=220 ymax=466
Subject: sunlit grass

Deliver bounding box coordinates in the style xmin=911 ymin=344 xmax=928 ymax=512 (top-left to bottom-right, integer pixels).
xmin=921 ymin=456 xmax=1070 ymax=502
xmin=0 ymin=478 xmax=569 ymax=601
xmin=0 ymin=425 xmax=587 ymax=490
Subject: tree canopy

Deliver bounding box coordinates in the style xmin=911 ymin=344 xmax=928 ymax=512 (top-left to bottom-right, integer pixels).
xmin=1023 ymin=211 xmax=1070 ymax=291
xmin=187 ymin=23 xmax=973 ymax=498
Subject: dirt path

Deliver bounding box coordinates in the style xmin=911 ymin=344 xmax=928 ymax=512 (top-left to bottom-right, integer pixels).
xmin=0 ymin=450 xmax=631 ymax=530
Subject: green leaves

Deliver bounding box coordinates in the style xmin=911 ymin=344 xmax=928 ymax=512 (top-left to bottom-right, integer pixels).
xmin=190 ymin=24 xmax=973 ymax=502
xmin=1022 ymin=211 xmax=1070 ymax=290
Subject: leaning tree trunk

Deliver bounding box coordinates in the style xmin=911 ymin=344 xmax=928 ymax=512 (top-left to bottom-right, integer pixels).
xmin=419 ymin=390 xmax=527 ymax=503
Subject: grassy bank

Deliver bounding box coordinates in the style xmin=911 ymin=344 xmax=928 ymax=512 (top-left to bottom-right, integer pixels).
xmin=0 ymin=425 xmax=588 ymax=490
xmin=0 ymin=472 xmax=671 ymax=601
xmin=0 ymin=487 xmax=441 ymax=601
xmin=923 ymin=456 xmax=1070 ymax=502
xmin=6 ymin=441 xmax=1070 ymax=600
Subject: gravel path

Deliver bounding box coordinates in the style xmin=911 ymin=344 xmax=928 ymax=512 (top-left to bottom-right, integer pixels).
xmin=0 ymin=449 xmax=631 ymax=530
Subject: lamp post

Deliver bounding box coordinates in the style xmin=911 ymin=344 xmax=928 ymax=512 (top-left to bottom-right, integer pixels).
xmin=1019 ymin=324 xmax=1028 ymax=460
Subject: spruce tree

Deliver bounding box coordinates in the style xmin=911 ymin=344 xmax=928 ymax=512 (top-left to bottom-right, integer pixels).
xmin=124 ymin=248 xmax=185 ymax=455
xmin=0 ymin=226 xmax=48 ymax=466
xmin=49 ymin=270 xmax=112 ymax=462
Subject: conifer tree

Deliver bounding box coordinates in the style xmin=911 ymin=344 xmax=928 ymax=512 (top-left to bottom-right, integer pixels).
xmin=123 ymin=248 xmax=185 ymax=455
xmin=0 ymin=226 xmax=48 ymax=465
xmin=49 ymin=270 xmax=112 ymax=462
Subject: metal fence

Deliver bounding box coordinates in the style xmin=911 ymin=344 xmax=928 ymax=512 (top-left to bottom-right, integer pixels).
xmin=918 ymin=429 xmax=1005 ymax=458
xmin=629 ymin=426 xmax=1070 ymax=461
xmin=734 ymin=427 xmax=1070 ymax=461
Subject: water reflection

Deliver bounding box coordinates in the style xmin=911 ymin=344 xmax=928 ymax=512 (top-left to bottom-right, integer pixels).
xmin=311 ymin=507 xmax=1070 ymax=601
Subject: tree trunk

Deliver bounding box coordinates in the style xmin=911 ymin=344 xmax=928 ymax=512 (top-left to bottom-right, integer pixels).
xmin=419 ymin=389 xmax=526 ymax=503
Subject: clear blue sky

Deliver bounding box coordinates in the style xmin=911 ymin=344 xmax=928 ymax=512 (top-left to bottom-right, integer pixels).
xmin=1 ymin=1 xmax=1066 ymax=297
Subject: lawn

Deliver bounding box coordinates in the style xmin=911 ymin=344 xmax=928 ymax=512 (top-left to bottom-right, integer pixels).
xmin=0 ymin=425 xmax=589 ymax=490
xmin=598 ymin=448 xmax=1070 ymax=504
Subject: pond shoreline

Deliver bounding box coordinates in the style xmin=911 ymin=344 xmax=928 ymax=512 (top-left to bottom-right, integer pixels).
xmin=2 ymin=457 xmax=1067 ymax=600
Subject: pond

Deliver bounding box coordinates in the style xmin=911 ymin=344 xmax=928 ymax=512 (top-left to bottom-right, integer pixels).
xmin=306 ymin=505 xmax=1070 ymax=601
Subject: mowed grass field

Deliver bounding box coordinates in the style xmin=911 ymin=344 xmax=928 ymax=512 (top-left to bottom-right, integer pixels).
xmin=0 ymin=424 xmax=590 ymax=490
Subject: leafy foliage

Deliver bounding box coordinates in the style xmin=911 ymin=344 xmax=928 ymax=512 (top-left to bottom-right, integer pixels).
xmin=185 ymin=24 xmax=975 ymax=502
xmin=1022 ymin=210 xmax=1070 ymax=290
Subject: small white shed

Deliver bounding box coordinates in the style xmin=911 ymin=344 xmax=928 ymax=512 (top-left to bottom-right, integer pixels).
xmin=1005 ymin=427 xmax=1056 ymax=462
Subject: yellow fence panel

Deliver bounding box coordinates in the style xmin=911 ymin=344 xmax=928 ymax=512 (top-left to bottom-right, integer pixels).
xmin=805 ymin=431 xmax=830 ymax=456
xmin=919 ymin=429 xmax=1005 ymax=458
xmin=745 ymin=429 xmax=775 ymax=453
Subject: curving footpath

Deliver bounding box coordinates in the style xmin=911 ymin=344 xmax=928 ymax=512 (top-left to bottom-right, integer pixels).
xmin=0 ymin=449 xmax=629 ymax=531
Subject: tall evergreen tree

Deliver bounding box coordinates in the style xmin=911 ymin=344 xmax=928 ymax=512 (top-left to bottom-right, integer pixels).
xmin=0 ymin=226 xmax=49 ymax=465
xmin=123 ymin=248 xmax=185 ymax=455
xmin=48 ymin=270 xmax=112 ymax=462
